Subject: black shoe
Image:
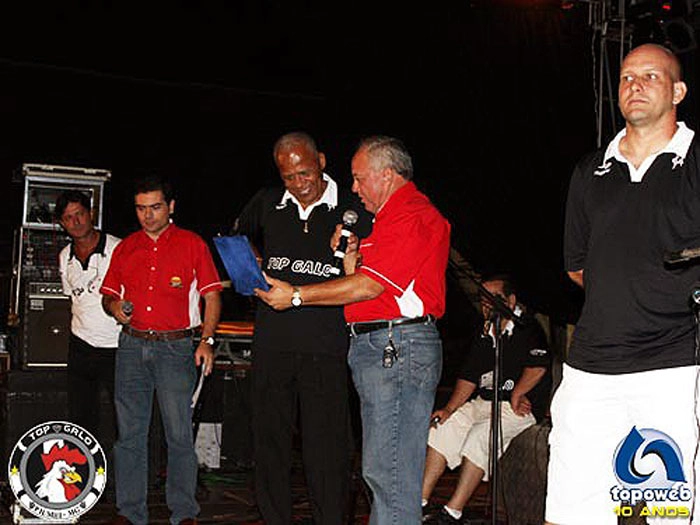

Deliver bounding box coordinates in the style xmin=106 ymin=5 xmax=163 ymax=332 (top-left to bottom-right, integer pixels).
xmin=422 ymin=503 xmax=439 ymax=523
xmin=435 ymin=507 xmax=463 ymax=524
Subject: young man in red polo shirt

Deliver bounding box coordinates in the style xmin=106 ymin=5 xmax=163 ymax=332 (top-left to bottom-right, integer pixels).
xmin=257 ymin=136 xmax=451 ymax=524
xmin=101 ymin=175 xmax=222 ymax=525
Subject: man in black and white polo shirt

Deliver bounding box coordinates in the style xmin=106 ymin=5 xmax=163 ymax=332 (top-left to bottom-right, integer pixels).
xmin=421 ymin=276 xmax=550 ymax=524
xmin=546 ymin=44 xmax=700 ymax=525
xmin=57 ymin=189 xmax=121 ymax=438
xmin=234 ymin=132 xmax=370 ymax=524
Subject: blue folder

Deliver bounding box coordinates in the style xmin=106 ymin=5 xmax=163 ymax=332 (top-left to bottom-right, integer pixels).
xmin=213 ymin=235 xmax=269 ymax=296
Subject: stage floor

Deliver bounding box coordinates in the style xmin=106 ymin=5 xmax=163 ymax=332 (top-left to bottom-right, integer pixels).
xmin=0 ymin=453 xmax=501 ymax=524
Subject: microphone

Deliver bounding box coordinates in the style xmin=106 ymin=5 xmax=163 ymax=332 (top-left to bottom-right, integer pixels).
xmin=329 ymin=210 xmax=359 ymax=276
xmin=122 ymin=300 xmax=134 ymax=316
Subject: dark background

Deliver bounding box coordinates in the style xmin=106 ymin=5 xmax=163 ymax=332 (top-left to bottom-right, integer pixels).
xmin=0 ymin=1 xmax=698 ymax=329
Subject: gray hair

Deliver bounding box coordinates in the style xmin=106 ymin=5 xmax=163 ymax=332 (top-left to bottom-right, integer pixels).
xmin=357 ymin=135 xmax=414 ymax=180
xmin=273 ymin=131 xmax=319 ymax=159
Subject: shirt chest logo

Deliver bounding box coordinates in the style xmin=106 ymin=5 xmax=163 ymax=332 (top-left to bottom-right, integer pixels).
xmin=169 ymin=276 xmax=183 ymax=288
xmin=594 ymin=161 xmax=612 ymax=176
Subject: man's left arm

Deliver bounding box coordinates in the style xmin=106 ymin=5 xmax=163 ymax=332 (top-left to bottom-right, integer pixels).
xmin=259 ymin=272 xmax=383 ymax=309
xmin=510 ymin=366 xmax=547 ymax=416
xmin=195 ymin=290 xmax=222 ymax=376
xmin=258 ymin=224 xmax=383 ymax=308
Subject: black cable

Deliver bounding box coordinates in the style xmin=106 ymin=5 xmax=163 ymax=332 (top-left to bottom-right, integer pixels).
xmin=690 ymin=304 xmax=700 ymax=520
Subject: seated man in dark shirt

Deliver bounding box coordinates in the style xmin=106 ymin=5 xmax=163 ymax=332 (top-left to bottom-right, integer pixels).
xmin=421 ymin=275 xmax=551 ymax=524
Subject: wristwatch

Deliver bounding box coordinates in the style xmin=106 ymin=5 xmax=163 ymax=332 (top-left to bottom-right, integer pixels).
xmin=201 ymin=336 xmax=216 ymax=346
xmin=291 ymin=287 xmax=303 ymax=307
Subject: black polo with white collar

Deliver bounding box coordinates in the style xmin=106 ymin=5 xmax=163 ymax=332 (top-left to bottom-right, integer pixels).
xmin=564 ymin=125 xmax=700 ymax=374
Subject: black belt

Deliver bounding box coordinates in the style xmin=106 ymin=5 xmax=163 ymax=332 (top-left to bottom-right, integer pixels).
xmin=348 ymin=315 xmax=435 ymax=336
xmin=122 ymin=325 xmax=196 ymax=342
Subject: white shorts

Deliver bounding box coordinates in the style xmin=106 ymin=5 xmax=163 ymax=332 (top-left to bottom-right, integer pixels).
xmin=545 ymin=364 xmax=698 ymax=525
xmin=427 ymin=396 xmax=535 ymax=481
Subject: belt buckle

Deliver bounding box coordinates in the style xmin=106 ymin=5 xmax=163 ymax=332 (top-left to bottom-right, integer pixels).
xmin=147 ymin=329 xmax=157 ymax=341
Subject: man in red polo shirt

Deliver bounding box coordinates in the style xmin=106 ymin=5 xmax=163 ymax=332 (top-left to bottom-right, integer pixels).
xmin=257 ymin=136 xmax=451 ymax=524
xmin=101 ymin=175 xmax=222 ymax=525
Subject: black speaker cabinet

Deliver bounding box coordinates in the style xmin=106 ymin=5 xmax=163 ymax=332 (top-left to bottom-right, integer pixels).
xmin=0 ymin=370 xmax=166 ymax=489
xmin=198 ymin=362 xmax=253 ymax=466
xmin=0 ymin=370 xmax=69 ymax=468
xmin=0 ymin=371 xmax=115 ymax=471
xmin=21 ymin=284 xmax=71 ymax=369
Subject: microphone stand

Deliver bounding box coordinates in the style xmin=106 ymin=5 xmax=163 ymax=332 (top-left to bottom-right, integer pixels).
xmin=477 ymin=283 xmax=523 ymax=525
xmin=691 ymin=285 xmax=700 ymax=365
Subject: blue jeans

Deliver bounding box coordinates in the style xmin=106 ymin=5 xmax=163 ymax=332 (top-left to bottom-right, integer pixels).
xmin=348 ymin=321 xmax=442 ymax=525
xmin=114 ymin=333 xmax=199 ymax=525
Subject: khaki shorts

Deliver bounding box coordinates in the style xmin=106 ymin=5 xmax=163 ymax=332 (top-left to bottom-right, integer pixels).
xmin=427 ymin=396 xmax=535 ymax=480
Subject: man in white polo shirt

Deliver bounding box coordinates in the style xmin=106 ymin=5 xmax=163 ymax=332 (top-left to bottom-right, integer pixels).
xmin=57 ymin=189 xmax=121 ymax=439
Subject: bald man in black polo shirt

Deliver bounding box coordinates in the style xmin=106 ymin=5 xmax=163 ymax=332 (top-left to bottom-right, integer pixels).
xmin=546 ymin=44 xmax=699 ymax=525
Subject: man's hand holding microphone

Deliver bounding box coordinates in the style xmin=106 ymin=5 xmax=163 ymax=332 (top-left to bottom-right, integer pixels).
xmin=103 ymin=296 xmax=133 ymax=325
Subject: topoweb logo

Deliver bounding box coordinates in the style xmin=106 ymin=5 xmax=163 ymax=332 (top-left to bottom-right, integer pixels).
xmin=610 ymin=426 xmax=691 ymax=519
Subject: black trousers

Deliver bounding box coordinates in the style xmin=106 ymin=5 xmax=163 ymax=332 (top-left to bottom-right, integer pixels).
xmin=67 ymin=333 xmax=117 ymax=441
xmin=252 ymin=350 xmax=351 ymax=525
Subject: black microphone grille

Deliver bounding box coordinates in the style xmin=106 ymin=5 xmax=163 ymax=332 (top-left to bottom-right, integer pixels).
xmin=343 ymin=209 xmax=359 ymax=226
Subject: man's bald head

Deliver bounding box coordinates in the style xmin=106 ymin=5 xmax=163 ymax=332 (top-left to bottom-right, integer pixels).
xmin=624 ymin=43 xmax=682 ymax=82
